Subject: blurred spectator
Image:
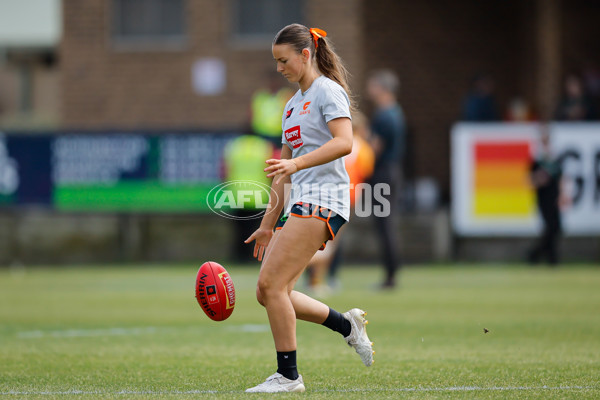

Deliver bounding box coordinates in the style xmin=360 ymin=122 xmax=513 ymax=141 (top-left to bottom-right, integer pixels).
xmin=461 ymin=73 xmax=500 ymax=121
xmin=306 ymin=111 xmax=375 ymax=295
xmin=346 ymin=112 xmax=376 ymax=212
xmin=527 ymin=129 xmax=569 ymax=266
xmin=223 ymin=133 xmax=275 ymax=262
xmin=505 ymin=97 xmax=537 ymax=122
xmin=582 ymin=64 xmax=600 ymax=100
xmin=366 ymin=69 xmax=405 ymax=289
xmin=554 ymin=73 xmax=598 ymax=121
xmin=249 ymin=71 xmax=293 ymax=144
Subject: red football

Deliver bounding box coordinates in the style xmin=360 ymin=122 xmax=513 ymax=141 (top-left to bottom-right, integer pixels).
xmin=195 ymin=261 xmax=236 ymax=321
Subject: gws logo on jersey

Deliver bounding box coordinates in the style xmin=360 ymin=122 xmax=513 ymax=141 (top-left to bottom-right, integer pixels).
xmin=284 ymin=125 xmax=303 ymax=149
xmin=207 ymin=180 xmax=279 ymax=220
xmin=300 ymin=101 xmax=311 ymax=115
xmin=286 ymin=108 xmax=294 ymax=119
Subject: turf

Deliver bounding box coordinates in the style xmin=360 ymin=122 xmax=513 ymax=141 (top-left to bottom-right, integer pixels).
xmin=0 ymin=264 xmax=599 ymax=399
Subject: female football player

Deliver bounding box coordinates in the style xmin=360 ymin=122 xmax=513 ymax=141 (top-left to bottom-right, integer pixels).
xmin=244 ymin=24 xmax=374 ymax=393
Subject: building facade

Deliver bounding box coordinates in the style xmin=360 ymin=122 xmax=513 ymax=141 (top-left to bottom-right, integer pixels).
xmin=60 ymin=0 xmax=364 ymax=129
xmin=58 ymin=0 xmax=600 ymax=197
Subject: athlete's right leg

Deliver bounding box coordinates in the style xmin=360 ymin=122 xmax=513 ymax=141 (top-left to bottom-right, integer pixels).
xmin=285 ymin=276 xmax=374 ymax=367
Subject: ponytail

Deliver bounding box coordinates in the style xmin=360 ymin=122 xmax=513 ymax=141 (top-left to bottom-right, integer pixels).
xmin=314 ymin=35 xmax=355 ymax=110
xmin=274 ymin=24 xmax=355 ymax=110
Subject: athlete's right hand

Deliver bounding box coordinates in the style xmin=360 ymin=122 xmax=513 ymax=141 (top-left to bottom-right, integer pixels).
xmin=244 ymin=227 xmax=273 ymax=262
xmin=264 ymin=158 xmax=299 ymax=184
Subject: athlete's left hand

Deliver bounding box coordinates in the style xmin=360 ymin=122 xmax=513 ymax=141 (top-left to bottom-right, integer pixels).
xmin=264 ymin=158 xmax=298 ymax=184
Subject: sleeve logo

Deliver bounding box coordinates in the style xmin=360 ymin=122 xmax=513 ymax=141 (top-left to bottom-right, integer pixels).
xmin=286 ymin=108 xmax=294 ymax=119
xmin=284 ymin=125 xmax=303 ymax=149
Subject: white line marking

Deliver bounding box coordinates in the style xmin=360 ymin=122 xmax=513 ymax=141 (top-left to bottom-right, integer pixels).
xmin=1 ymin=385 xmax=596 ymax=395
xmin=16 ymin=324 xmax=271 ymax=339
xmin=17 ymin=327 xmax=160 ymax=339
xmin=225 ymin=324 xmax=270 ymax=333
xmin=326 ymin=385 xmax=597 ymax=393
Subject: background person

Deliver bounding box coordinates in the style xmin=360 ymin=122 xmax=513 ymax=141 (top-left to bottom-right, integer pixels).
xmin=461 ymin=73 xmax=500 ymax=122
xmin=222 ymin=133 xmax=275 ymax=262
xmin=528 ymin=129 xmax=570 ymax=265
xmin=306 ymin=111 xmax=375 ymax=295
xmin=244 ymin=24 xmax=374 ymax=393
xmin=250 ymin=71 xmax=294 ymax=145
xmin=366 ymin=69 xmax=406 ymax=289
xmin=554 ymin=73 xmax=598 ymax=121
xmin=505 ymin=97 xmax=537 ymax=122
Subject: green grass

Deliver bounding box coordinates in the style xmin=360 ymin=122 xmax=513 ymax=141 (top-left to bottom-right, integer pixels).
xmin=1 ymin=264 xmax=599 ymax=399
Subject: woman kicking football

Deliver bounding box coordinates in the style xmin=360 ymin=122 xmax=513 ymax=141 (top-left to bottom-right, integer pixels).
xmin=244 ymin=23 xmax=374 ymax=393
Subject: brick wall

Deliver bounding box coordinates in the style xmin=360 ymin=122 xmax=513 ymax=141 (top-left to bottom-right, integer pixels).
xmin=363 ymin=0 xmax=600 ymax=197
xmin=60 ymin=0 xmax=363 ymax=130
xmin=60 ymin=0 xmax=600 ymax=195
xmin=364 ymin=0 xmax=528 ymax=198
xmin=562 ymin=0 xmax=600 ymax=72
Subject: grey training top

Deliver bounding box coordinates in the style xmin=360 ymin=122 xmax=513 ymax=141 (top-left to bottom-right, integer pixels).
xmin=281 ymin=76 xmax=352 ymax=221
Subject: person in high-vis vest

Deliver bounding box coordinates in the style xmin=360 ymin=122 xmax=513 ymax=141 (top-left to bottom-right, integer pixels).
xmin=250 ymin=71 xmax=293 ymax=143
xmin=223 ymin=134 xmax=275 ymax=262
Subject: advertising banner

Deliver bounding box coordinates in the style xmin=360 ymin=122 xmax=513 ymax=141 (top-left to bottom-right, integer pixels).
xmin=551 ymin=123 xmax=600 ymax=235
xmin=451 ymin=123 xmax=600 ymax=236
xmin=0 ymin=132 xmax=235 ymax=212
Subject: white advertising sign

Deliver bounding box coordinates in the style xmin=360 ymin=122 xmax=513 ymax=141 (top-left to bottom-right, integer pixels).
xmin=452 ymin=123 xmax=600 ymax=236
xmin=551 ymin=123 xmax=600 ymax=235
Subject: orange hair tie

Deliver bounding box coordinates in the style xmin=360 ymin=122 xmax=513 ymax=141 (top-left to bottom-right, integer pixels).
xmin=309 ymin=28 xmax=327 ymax=48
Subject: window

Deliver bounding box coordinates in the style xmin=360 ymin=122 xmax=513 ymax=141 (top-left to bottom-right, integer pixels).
xmin=112 ymin=0 xmax=186 ymax=48
xmin=231 ymin=0 xmax=304 ymax=43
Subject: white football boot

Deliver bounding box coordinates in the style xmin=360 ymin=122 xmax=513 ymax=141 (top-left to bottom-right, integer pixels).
xmin=343 ymin=308 xmax=374 ymax=366
xmin=245 ymin=373 xmax=305 ymax=393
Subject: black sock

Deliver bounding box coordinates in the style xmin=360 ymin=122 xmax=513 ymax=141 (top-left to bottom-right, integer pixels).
xmin=322 ymin=307 xmax=352 ymax=337
xmin=276 ymin=351 xmax=299 ymax=380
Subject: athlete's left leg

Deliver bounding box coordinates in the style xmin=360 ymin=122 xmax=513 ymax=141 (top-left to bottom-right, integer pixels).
xmin=285 ymin=251 xmax=375 ymax=368
xmin=255 ymin=216 xmax=373 ymax=368
xmin=256 ymin=224 xmax=352 ymax=329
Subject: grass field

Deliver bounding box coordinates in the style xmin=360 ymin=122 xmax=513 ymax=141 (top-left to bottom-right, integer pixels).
xmin=1 ymin=264 xmax=599 ymax=399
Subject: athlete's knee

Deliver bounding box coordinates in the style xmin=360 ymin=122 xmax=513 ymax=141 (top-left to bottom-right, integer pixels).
xmin=257 ymin=274 xmax=284 ymax=300
xmin=255 ymin=285 xmax=265 ymax=307
xmin=257 ymin=276 xmax=272 ymax=296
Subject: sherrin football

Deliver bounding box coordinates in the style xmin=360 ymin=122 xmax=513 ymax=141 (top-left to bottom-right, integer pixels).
xmin=195 ymin=261 xmax=236 ymax=321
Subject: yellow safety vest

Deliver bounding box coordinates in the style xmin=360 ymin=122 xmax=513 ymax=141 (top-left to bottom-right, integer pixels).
xmin=251 ymin=89 xmax=291 ymax=137
xmin=223 ymin=135 xmax=273 ymax=210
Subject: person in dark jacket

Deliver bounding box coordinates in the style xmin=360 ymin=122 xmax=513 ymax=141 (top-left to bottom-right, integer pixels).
xmin=528 ymin=130 xmax=569 ymax=265
xmin=366 ymin=69 xmax=406 ymax=289
xmin=461 ymin=73 xmax=500 ymax=122
xmin=554 ymin=74 xmax=598 ymax=121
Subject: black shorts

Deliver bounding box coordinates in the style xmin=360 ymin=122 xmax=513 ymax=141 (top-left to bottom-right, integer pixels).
xmin=274 ymin=202 xmax=346 ymax=250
